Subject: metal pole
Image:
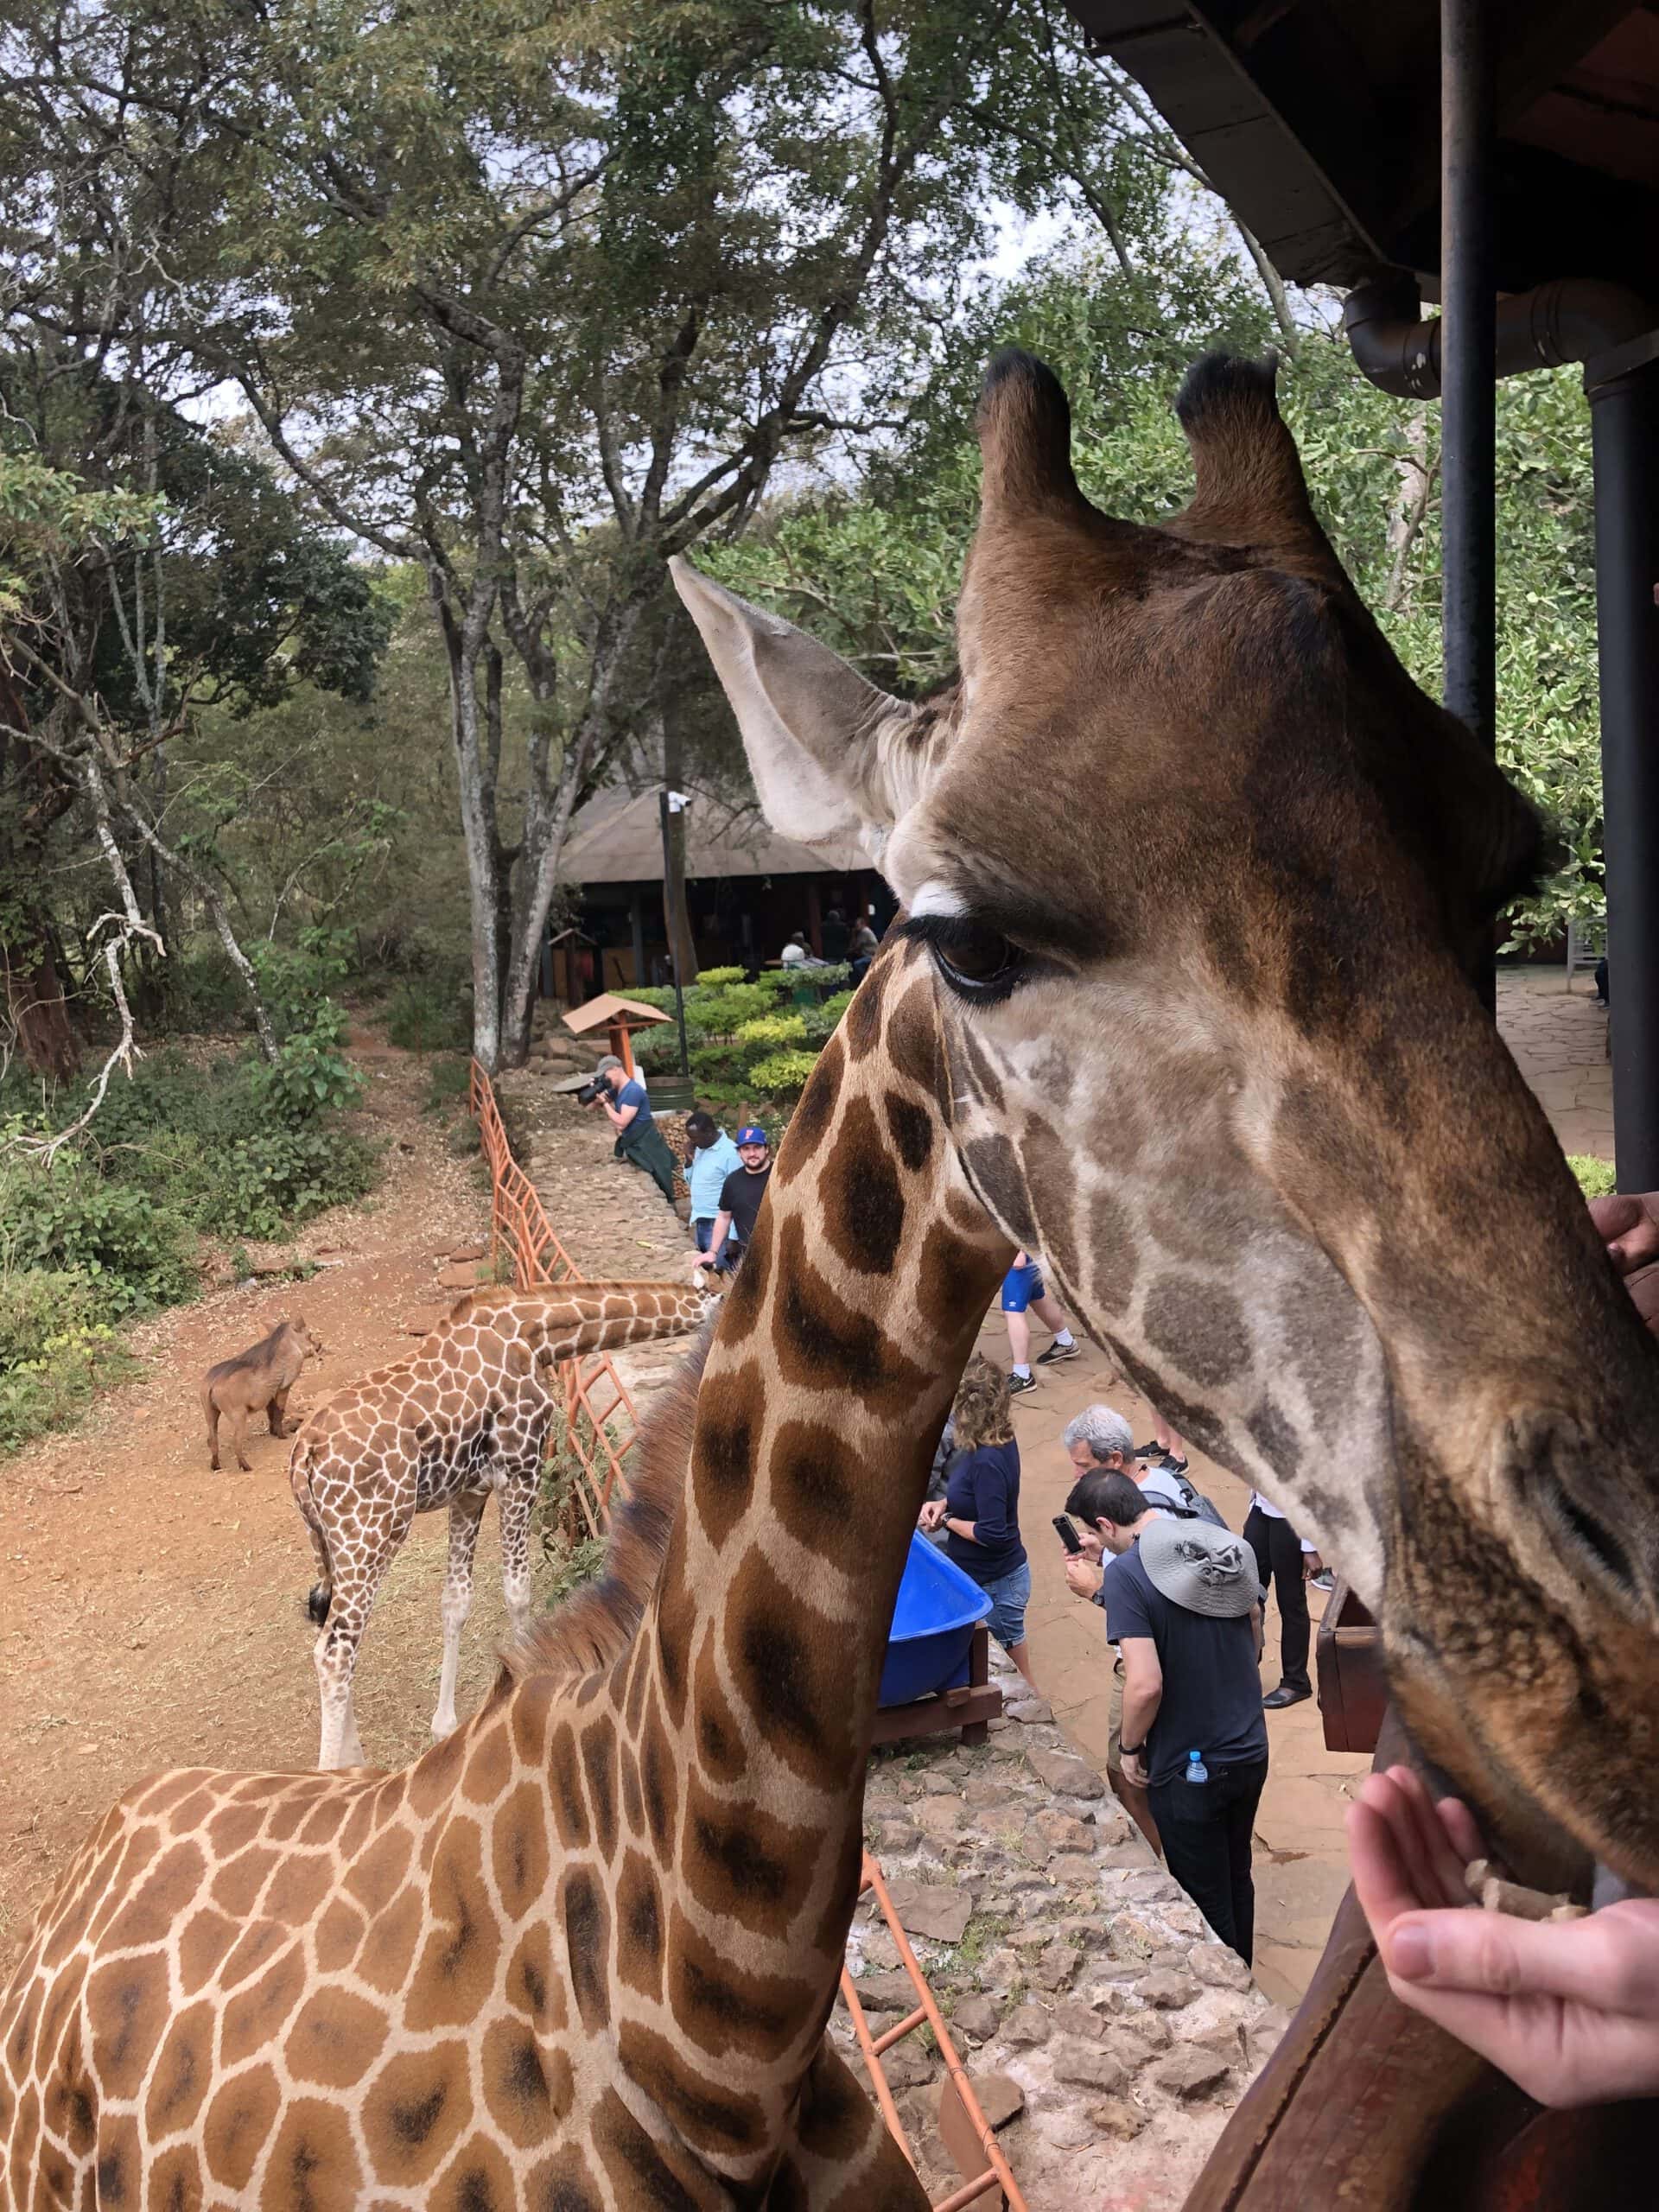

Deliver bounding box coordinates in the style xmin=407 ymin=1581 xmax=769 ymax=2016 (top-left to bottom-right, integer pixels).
xmin=1440 ymin=0 xmax=1497 ymax=753
xmin=659 ymin=789 xmax=691 ymax=1080
xmin=1588 ymin=355 xmax=1659 ymax=1192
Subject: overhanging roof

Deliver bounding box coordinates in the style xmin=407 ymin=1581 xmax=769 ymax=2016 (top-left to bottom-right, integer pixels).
xmin=556 ymin=787 xmax=868 ymax=886
xmin=1065 ymin=1 xmax=1659 ymax=294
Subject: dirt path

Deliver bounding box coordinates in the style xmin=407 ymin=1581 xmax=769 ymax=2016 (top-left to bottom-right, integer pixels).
xmin=0 ymin=1039 xmax=507 ymax=1978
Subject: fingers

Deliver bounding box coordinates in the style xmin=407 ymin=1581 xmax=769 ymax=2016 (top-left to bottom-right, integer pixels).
xmin=1434 ymin=1794 xmax=1486 ymax=1867
xmin=1376 ymin=1767 xmax=1478 ymax=1910
xmin=1348 ymin=1797 xmax=1427 ymax=1936
xmin=1386 ymin=1898 xmax=1659 ymax=2013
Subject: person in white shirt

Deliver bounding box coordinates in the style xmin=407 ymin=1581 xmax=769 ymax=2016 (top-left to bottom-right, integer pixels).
xmin=1244 ymin=1489 xmax=1324 ymax=1709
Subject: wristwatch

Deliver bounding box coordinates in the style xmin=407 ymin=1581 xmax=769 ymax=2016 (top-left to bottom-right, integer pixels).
xmin=1120 ymin=1740 xmax=1147 ymax=1759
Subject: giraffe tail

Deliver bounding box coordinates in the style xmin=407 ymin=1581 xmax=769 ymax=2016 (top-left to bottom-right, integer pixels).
xmin=289 ymin=1436 xmax=334 ymax=1626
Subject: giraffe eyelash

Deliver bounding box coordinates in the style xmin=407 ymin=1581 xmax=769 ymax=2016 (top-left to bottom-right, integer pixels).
xmin=899 ymin=913 xmax=1028 ymax=1005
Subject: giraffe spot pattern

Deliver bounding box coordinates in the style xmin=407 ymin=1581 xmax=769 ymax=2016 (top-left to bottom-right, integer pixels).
xmin=362 ymin=2042 xmax=473 ymax=2181
xmin=666 ymin=1905 xmax=801 ymax=2060
xmin=819 ymin=1095 xmax=906 ymax=1274
xmin=690 ymin=1363 xmax=763 ymax=1551
xmin=724 ymin=1548 xmax=855 ymax=1789
xmin=614 ymin=1847 xmax=666 ymax=2005
xmin=778 ymin=1033 xmax=844 ymax=1185
xmin=616 ymin=2020 xmax=766 ymax=2157
xmin=961 ymin=1133 xmax=1037 ymax=1247
xmin=1143 ymin=1271 xmax=1251 ymax=1388
xmin=681 ymin=1767 xmax=816 ymax=1934
xmin=559 ymin=1866 xmax=611 ymax=2034
xmin=690 ymin=1626 xmax=748 ymax=1784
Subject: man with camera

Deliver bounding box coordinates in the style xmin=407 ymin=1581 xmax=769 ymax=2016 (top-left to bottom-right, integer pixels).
xmin=585 ymin=1054 xmax=678 ymax=1203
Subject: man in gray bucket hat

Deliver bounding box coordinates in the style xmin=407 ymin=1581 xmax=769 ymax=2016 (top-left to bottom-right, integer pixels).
xmin=1090 ymin=1473 xmax=1269 ymax=1963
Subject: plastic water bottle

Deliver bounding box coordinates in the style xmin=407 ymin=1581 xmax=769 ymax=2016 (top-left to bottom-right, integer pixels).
xmin=1185 ymin=1749 xmax=1209 ymax=1785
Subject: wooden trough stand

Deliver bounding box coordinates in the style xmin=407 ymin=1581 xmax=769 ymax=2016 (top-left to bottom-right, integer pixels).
xmin=868 ymin=1623 xmax=1004 ymax=1751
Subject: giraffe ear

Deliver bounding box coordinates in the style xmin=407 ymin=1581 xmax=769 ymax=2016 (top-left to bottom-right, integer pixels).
xmin=670 ymin=558 xmax=912 ymax=855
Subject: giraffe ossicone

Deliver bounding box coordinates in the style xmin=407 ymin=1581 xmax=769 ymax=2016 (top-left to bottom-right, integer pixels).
xmin=6 ymin=347 xmax=1659 ymax=2205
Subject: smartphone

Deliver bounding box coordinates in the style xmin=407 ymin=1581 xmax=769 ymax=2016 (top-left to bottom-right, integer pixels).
xmin=1052 ymin=1514 xmax=1083 ymax=1555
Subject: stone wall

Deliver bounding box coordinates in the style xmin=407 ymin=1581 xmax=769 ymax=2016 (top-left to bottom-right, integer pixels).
xmin=836 ymin=1654 xmax=1289 ymax=2209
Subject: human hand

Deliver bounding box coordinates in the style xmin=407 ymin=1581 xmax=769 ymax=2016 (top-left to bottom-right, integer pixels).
xmin=1591 ymin=1191 xmax=1659 ymax=1337
xmin=1078 ymin=1529 xmax=1104 ymax=1564
xmin=1064 ymin=1555 xmax=1103 ymax=1600
xmin=1303 ymin=1550 xmax=1325 ymax=1580
xmin=1348 ymin=1764 xmax=1659 ymax=2107
xmin=918 ymin=1499 xmax=946 ymax=1532
xmin=1120 ymin=1751 xmax=1148 ymax=1789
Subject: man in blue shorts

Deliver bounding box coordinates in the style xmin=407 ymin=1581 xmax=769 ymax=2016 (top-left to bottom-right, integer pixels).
xmin=1001 ymin=1249 xmax=1077 ymax=1394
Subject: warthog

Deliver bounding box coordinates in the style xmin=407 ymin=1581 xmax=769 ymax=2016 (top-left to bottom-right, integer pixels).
xmin=200 ymin=1314 xmax=321 ymax=1471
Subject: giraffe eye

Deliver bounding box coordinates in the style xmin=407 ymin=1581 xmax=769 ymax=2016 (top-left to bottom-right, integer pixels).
xmin=925 ymin=920 xmax=1025 ymax=1004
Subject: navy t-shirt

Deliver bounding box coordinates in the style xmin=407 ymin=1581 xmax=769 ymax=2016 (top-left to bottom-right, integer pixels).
xmin=1099 ymin=1543 xmax=1268 ymax=1788
xmin=615 ymin=1077 xmax=653 ymax=1130
xmin=944 ymin=1439 xmax=1026 ymax=1585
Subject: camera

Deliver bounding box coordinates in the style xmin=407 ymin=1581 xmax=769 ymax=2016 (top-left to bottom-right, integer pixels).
xmin=574 ymin=1077 xmax=603 ymax=1106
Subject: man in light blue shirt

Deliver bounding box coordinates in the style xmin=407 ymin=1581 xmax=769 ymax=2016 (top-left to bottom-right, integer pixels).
xmin=683 ymin=1111 xmax=741 ymax=1264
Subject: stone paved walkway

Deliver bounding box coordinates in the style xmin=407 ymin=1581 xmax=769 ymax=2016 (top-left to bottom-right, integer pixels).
xmin=1497 ymin=963 xmax=1613 ymax=1160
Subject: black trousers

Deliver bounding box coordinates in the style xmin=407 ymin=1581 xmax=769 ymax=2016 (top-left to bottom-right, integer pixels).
xmin=1148 ymin=1754 xmax=1269 ymax=1964
xmin=1244 ymin=1505 xmax=1310 ymax=1693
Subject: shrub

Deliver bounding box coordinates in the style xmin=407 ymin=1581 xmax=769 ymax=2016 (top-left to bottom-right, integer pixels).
xmin=734 ymin=1012 xmax=808 ymax=1049
xmin=1569 ymin=1154 xmax=1617 ymax=1198
xmin=385 ymin=976 xmax=472 ymax=1053
xmin=746 ymin=1048 xmax=821 ymax=1096
xmin=819 ymin=989 xmax=855 ymax=1027
xmin=248 ymin=1001 xmax=365 ymax=1123
xmin=695 ymin=982 xmax=777 ymax=1033
xmin=0 ymin=1161 xmax=198 ymax=1316
xmin=695 ymin=964 xmax=747 ymax=988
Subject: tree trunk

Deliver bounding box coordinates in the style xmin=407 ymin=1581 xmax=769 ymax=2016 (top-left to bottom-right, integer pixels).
xmin=1 ymin=912 xmax=79 ymax=1082
xmin=437 ymin=606 xmax=504 ymax=1071
xmin=660 ymin=657 xmax=698 ymax=988
xmin=499 ymin=598 xmax=649 ymax=1065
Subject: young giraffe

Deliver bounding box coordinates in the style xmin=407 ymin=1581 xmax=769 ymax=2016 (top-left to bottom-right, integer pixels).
xmin=5 ymin=348 xmax=1659 ymax=2205
xmin=294 ymin=1281 xmax=711 ymax=1770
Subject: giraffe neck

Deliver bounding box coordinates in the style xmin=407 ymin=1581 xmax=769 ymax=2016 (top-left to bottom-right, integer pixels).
xmin=445 ymin=1284 xmax=709 ymax=1362
xmin=620 ymin=948 xmax=1006 ymax=2178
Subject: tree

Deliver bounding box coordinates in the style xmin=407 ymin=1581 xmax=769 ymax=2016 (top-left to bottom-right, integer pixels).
xmin=0 ymin=0 xmax=1236 ymax=1065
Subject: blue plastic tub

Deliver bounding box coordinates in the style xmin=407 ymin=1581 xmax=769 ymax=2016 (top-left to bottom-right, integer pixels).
xmin=877 ymin=1534 xmax=994 ymax=1707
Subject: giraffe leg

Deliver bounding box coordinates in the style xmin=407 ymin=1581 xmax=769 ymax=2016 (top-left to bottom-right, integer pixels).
xmin=431 ymin=1493 xmax=487 ymax=1741
xmin=313 ymin=1541 xmax=395 ymax=1770
xmin=498 ymin=1473 xmax=536 ymax=1646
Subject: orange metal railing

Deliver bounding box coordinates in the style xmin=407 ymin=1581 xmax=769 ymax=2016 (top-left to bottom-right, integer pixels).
xmin=469 ymin=1059 xmax=639 ymax=1532
xmin=469 ymin=1060 xmax=1024 ymax=2211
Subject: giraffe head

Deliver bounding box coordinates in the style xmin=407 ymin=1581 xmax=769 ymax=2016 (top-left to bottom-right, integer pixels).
xmin=673 ymin=350 xmax=1659 ymax=1891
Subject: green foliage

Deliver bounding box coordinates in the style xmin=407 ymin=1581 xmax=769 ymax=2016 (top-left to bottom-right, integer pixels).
xmin=818 ymin=990 xmax=855 ymax=1027
xmin=0 ymin=1161 xmax=198 ymax=1316
xmin=1569 ymin=1154 xmax=1617 ymax=1198
xmin=734 ymin=1012 xmax=807 ymax=1048
xmin=0 ymin=1275 xmax=137 ymax=1452
xmin=247 ymin=1001 xmax=365 ymax=1126
xmin=745 ymin=1048 xmax=820 ymax=1096
xmin=693 ymin=966 xmax=747 ymax=988
xmin=386 ymin=976 xmax=473 ymax=1054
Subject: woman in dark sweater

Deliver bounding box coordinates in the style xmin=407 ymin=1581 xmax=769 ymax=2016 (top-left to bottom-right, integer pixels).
xmin=920 ymin=1356 xmax=1039 ymax=1691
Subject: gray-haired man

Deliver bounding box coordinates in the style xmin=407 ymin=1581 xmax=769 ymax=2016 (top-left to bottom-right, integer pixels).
xmin=1063 ymin=1404 xmax=1190 ymax=1516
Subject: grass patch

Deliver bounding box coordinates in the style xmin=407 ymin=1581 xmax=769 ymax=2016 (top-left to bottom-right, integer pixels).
xmin=1568 ymin=1153 xmax=1616 ymax=1198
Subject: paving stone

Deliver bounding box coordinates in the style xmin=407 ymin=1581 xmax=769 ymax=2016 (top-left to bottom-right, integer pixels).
xmin=949 ymin=1994 xmax=1001 ymax=2044
xmin=1087 ymin=2096 xmax=1148 ymax=2141
xmin=1248 ymin=2003 xmax=1294 ymax=2064
xmin=1051 ymin=2038 xmax=1129 ymax=2094
xmin=1138 ymin=1971 xmax=1202 ymax=2010
xmin=1001 ymin=2003 xmax=1052 ymax=2047
xmin=884 ymin=1881 xmax=974 ymax=1946
xmin=1033 ymin=1810 xmax=1096 ymax=1853
xmin=913 ymin=1795 xmax=968 ymax=1843
xmin=1024 ymin=1747 xmax=1105 ymax=1799
xmin=1005 ymin=1697 xmax=1053 ymax=1723
xmin=881 ymin=2044 xmax=937 ymax=2091
xmin=859 ymin=1927 xmax=901 ymax=1972
xmin=1152 ymin=2048 xmax=1233 ymax=2101
xmin=1049 ymin=2001 xmax=1104 ymax=2044
xmin=1148 ymin=1946 xmax=1192 ymax=1971
xmin=1190 ymin=1943 xmax=1254 ymax=1992
xmin=873 ymin=1820 xmax=920 ymax=1855
xmin=951 ymin=2071 xmax=1025 ymax=2132
xmin=963 ymin=1775 xmax=1007 ymax=1808
xmin=1048 ymin=1852 xmax=1102 ymax=1891
xmin=852 ymin=1969 xmax=917 ymax=2012
xmin=1031 ymin=1942 xmax=1080 ymax=1992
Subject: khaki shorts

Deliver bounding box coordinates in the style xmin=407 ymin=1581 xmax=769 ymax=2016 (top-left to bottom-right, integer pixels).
xmin=1107 ymin=1649 xmax=1125 ymax=1769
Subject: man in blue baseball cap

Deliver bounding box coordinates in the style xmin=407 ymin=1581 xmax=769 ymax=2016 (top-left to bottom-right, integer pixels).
xmin=690 ymin=1125 xmax=771 ymax=1279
